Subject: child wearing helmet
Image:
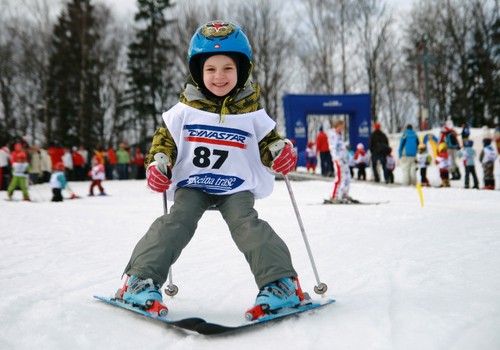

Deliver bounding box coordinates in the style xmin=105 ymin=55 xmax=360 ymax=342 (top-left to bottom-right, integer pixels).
xmin=459 ymin=140 xmax=479 ymax=189
xmin=416 ymin=143 xmax=432 ymax=187
xmin=479 ymin=138 xmax=498 ymax=189
xmin=118 ymin=20 xmax=301 ymax=320
xmin=50 ymin=162 xmax=67 ymax=202
xmin=436 ymin=142 xmax=451 ymax=187
xmin=305 ymin=141 xmax=317 ymax=174
xmin=354 ymin=143 xmax=368 ymax=180
xmin=6 ymin=152 xmax=31 ymax=201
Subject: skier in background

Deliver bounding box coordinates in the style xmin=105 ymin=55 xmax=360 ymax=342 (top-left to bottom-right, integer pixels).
xmin=328 ymin=120 xmax=353 ymax=202
xmin=50 ymin=162 xmax=67 ymax=202
xmin=88 ymin=157 xmax=106 ymax=196
xmin=6 ymin=152 xmax=30 ymax=201
xmin=416 ymin=143 xmax=432 ymax=186
xmin=305 ymin=141 xmax=317 ymax=174
xmin=117 ymin=20 xmax=303 ymax=320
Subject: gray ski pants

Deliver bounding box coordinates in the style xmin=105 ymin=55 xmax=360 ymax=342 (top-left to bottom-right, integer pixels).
xmin=124 ymin=188 xmax=297 ymax=289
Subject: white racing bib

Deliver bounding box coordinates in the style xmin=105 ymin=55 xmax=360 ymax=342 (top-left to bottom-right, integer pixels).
xmin=163 ymin=103 xmax=276 ymax=199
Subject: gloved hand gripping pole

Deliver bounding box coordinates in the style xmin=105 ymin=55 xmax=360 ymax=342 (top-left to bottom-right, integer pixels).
xmin=283 ymin=175 xmax=328 ymax=295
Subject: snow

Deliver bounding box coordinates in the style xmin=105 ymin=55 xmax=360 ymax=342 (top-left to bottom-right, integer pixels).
xmin=2 ymin=143 xmax=500 ymax=349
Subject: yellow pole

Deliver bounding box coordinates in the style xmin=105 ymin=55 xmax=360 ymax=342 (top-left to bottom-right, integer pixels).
xmin=416 ymin=183 xmax=424 ymax=207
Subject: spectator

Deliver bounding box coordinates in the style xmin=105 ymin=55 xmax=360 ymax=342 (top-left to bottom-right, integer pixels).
xmin=106 ymin=146 xmax=117 ymax=180
xmin=28 ymin=145 xmax=43 ymax=184
xmin=398 ymin=124 xmax=419 ymax=186
xmin=0 ymin=143 xmax=11 ymax=190
xmin=72 ymin=146 xmax=86 ymax=181
xmin=479 ymin=138 xmax=497 ymax=190
xmin=369 ymin=123 xmax=390 ymax=183
xmin=385 ymin=148 xmax=396 ymax=184
xmin=439 ymin=120 xmax=461 ymax=180
xmin=47 ymin=141 xmax=64 ymax=171
xmin=354 ymin=143 xmax=368 ymax=180
xmin=316 ymin=126 xmax=333 ymax=177
xmin=116 ymin=143 xmax=130 ymax=180
xmin=459 ymin=140 xmax=479 ymax=189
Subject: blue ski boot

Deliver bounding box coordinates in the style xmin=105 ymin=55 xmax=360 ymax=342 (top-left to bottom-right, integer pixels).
xmin=245 ymin=277 xmax=304 ymax=320
xmin=118 ymin=275 xmax=168 ymax=317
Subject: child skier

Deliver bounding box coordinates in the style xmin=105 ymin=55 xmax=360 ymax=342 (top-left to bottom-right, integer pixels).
xmin=6 ymin=152 xmax=31 ymax=201
xmin=328 ymin=120 xmax=352 ymax=202
xmin=88 ymin=157 xmax=106 ymax=196
xmin=436 ymin=142 xmax=451 ymax=187
xmin=354 ymin=143 xmax=368 ymax=180
xmin=416 ymin=143 xmax=432 ymax=186
xmin=460 ymin=140 xmax=479 ymax=189
xmin=50 ymin=162 xmax=67 ymax=202
xmin=385 ymin=148 xmax=396 ymax=184
xmin=305 ymin=141 xmax=317 ymax=174
xmin=117 ymin=20 xmax=301 ymax=320
xmin=479 ymin=138 xmax=497 ymax=190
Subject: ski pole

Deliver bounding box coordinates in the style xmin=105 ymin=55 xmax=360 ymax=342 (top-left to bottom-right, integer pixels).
xmin=162 ymin=190 xmax=179 ymax=297
xmin=283 ymin=175 xmax=328 ymax=295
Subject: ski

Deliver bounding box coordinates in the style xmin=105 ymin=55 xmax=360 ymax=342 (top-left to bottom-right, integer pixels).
xmin=323 ymin=198 xmax=389 ymax=205
xmin=94 ymin=294 xmax=335 ymax=335
xmin=195 ymin=297 xmax=335 ymax=335
xmin=93 ymin=295 xmax=205 ymax=332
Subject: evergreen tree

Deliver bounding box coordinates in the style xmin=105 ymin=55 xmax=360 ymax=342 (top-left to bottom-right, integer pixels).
xmin=47 ymin=0 xmax=101 ymax=149
xmin=126 ymin=0 xmax=175 ymax=148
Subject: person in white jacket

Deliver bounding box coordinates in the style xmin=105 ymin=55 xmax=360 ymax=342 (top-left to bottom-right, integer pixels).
xmin=328 ymin=120 xmax=352 ymax=202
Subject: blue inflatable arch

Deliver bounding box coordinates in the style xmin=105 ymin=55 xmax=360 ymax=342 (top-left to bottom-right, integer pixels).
xmin=283 ymin=93 xmax=372 ymax=166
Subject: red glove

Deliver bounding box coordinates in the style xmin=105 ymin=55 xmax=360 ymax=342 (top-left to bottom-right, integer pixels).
xmin=146 ymin=153 xmax=172 ymax=192
xmin=272 ymin=142 xmax=297 ymax=175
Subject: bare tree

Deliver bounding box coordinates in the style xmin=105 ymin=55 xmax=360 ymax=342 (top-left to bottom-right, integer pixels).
xmin=355 ymin=0 xmax=393 ymax=122
xmin=236 ymin=0 xmax=293 ymax=121
xmin=299 ymin=0 xmax=339 ymax=93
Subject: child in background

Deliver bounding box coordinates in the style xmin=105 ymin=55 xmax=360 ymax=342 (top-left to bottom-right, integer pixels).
xmin=50 ymin=162 xmax=67 ymax=202
xmin=436 ymin=142 xmax=451 ymax=187
xmin=479 ymin=138 xmax=497 ymax=190
xmin=460 ymin=140 xmax=479 ymax=189
xmin=88 ymin=157 xmax=106 ymax=196
xmin=305 ymin=141 xmax=317 ymax=174
xmin=385 ymin=148 xmax=396 ymax=184
xmin=346 ymin=145 xmax=356 ymax=178
xmin=416 ymin=143 xmax=432 ymax=186
xmin=354 ymin=143 xmax=368 ymax=180
xmin=6 ymin=152 xmax=30 ymax=201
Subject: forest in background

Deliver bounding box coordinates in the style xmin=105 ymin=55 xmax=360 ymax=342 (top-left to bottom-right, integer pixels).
xmin=0 ymin=0 xmax=498 ymax=151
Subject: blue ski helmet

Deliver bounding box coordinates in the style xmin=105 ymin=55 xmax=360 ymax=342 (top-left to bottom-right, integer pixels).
xmin=188 ymin=20 xmax=253 ymax=89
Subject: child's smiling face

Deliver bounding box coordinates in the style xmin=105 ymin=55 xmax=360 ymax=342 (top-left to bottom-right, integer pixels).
xmin=202 ymin=55 xmax=238 ymax=97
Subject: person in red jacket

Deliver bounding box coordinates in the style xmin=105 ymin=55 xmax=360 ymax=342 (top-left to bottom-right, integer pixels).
xmin=106 ymin=146 xmax=117 ymax=180
xmin=71 ymin=147 xmax=86 ymax=181
xmin=315 ymin=126 xmax=333 ymax=177
xmin=47 ymin=142 xmax=65 ymax=171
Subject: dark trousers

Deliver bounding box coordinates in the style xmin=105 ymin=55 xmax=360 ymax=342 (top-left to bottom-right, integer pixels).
xmin=319 ymin=152 xmax=333 ymax=177
xmin=371 ymin=154 xmax=387 ymax=182
xmin=52 ymin=188 xmax=63 ymax=202
xmin=464 ymin=165 xmax=479 ymax=188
